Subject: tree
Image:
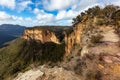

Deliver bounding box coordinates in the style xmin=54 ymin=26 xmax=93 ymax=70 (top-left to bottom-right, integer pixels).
xmin=112 ymin=10 xmax=120 ymax=22
xmin=72 ymin=15 xmax=82 ymax=25
xmin=72 ymin=5 xmax=120 ymax=25
xmin=102 ymin=5 xmax=119 ymax=22
xmin=85 ymin=6 xmax=101 ymax=16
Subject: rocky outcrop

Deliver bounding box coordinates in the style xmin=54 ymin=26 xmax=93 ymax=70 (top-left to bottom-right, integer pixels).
xmin=64 ymin=23 xmax=85 ymax=56
xmin=21 ymin=28 xmax=60 ymax=44
xmin=21 ymin=20 xmax=120 ymax=58
xmin=14 ymin=69 xmax=44 ymax=80
xmin=64 ymin=22 xmax=120 ymax=57
xmin=15 ymin=15 xmax=120 ymax=80
xmin=14 ymin=66 xmax=80 ymax=80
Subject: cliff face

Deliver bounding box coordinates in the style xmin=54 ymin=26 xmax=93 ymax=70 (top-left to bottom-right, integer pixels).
xmin=22 ymin=28 xmax=60 ymax=44
xmin=64 ymin=18 xmax=120 ymax=56
xmin=21 ymin=24 xmax=85 ymax=56
xmin=64 ymin=23 xmax=85 ymax=56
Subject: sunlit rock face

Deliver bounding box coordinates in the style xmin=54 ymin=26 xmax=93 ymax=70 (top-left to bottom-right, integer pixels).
xmin=21 ymin=28 xmax=60 ymax=44
xmin=64 ymin=23 xmax=85 ymax=56
xmin=64 ymin=21 xmax=120 ymax=57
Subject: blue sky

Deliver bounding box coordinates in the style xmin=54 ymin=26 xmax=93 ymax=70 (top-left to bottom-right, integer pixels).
xmin=0 ymin=0 xmax=120 ymax=27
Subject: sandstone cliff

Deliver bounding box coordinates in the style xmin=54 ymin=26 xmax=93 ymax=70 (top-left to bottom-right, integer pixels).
xmin=64 ymin=16 xmax=120 ymax=56
xmin=22 ymin=28 xmax=60 ymax=44
xmin=13 ymin=14 xmax=120 ymax=80
xmin=64 ymin=23 xmax=85 ymax=56
xmin=21 ymin=26 xmax=70 ymax=44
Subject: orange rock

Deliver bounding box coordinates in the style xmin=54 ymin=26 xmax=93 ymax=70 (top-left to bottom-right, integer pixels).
xmin=21 ymin=28 xmax=60 ymax=44
xmin=98 ymin=64 xmax=104 ymax=69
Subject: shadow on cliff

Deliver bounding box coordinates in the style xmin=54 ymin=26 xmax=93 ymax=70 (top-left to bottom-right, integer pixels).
xmin=0 ymin=38 xmax=65 ymax=79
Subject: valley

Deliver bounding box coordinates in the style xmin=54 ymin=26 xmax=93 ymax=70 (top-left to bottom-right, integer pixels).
xmin=0 ymin=5 xmax=120 ymax=80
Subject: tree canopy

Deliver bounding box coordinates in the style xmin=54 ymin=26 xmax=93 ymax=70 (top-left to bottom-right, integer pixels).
xmin=72 ymin=5 xmax=120 ymax=25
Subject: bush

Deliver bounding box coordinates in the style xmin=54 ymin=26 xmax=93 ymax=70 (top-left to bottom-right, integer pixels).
xmin=95 ymin=17 xmax=107 ymax=25
xmin=40 ymin=42 xmax=65 ymax=63
xmin=85 ymin=70 xmax=102 ymax=80
xmin=91 ymin=34 xmax=103 ymax=44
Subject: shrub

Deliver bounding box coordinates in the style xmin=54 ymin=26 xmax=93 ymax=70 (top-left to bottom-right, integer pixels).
xmin=41 ymin=42 xmax=65 ymax=63
xmin=95 ymin=17 xmax=107 ymax=25
xmin=85 ymin=70 xmax=102 ymax=80
xmin=91 ymin=34 xmax=103 ymax=44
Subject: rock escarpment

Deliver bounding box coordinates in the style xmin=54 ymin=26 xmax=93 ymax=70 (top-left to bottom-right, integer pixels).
xmin=64 ymin=23 xmax=85 ymax=56
xmin=14 ymin=66 xmax=80 ymax=80
xmin=64 ymin=11 xmax=120 ymax=56
xmin=21 ymin=28 xmax=60 ymax=44
xmin=21 ymin=26 xmax=70 ymax=44
xmin=21 ymin=22 xmax=120 ymax=57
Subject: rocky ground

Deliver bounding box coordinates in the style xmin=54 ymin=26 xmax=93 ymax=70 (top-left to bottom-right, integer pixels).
xmin=14 ymin=65 xmax=80 ymax=80
xmin=13 ymin=25 xmax=120 ymax=80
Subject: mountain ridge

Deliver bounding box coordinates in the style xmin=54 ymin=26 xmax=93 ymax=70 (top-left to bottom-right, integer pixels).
xmin=0 ymin=24 xmax=26 ymax=45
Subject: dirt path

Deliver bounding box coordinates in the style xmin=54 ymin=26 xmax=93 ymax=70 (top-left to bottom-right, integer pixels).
xmin=101 ymin=28 xmax=119 ymax=42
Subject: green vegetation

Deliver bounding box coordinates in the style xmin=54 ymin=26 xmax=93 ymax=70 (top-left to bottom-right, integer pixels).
xmin=85 ymin=70 xmax=102 ymax=80
xmin=69 ymin=53 xmax=103 ymax=80
xmin=91 ymin=34 xmax=103 ymax=44
xmin=0 ymin=38 xmax=26 ymax=79
xmin=0 ymin=38 xmax=65 ymax=79
xmin=113 ymin=10 xmax=120 ymax=20
xmin=64 ymin=27 xmax=73 ymax=36
xmin=26 ymin=26 xmax=70 ymax=34
xmin=72 ymin=5 xmax=120 ymax=25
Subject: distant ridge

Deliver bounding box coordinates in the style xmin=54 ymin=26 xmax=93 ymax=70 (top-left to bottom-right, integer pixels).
xmin=0 ymin=24 xmax=26 ymax=45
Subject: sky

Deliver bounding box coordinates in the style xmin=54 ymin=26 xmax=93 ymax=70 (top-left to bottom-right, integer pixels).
xmin=0 ymin=0 xmax=120 ymax=27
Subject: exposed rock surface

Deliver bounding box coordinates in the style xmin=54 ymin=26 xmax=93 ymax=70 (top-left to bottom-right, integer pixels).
xmin=64 ymin=23 xmax=120 ymax=56
xmin=14 ymin=69 xmax=44 ymax=80
xmin=14 ymin=23 xmax=120 ymax=80
xmin=14 ymin=66 xmax=80 ymax=80
xmin=21 ymin=28 xmax=60 ymax=44
xmin=64 ymin=23 xmax=84 ymax=55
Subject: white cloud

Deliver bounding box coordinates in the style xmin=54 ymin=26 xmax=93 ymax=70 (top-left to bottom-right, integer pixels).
xmin=0 ymin=0 xmax=15 ymax=9
xmin=0 ymin=11 xmax=11 ymax=20
xmin=25 ymin=17 xmax=32 ymax=21
xmin=41 ymin=0 xmax=99 ymax=12
xmin=33 ymin=0 xmax=99 ymax=25
xmin=18 ymin=17 xmax=23 ymax=21
xmin=33 ymin=8 xmax=40 ymax=14
xmin=0 ymin=0 xmax=33 ymax=12
xmin=0 ymin=11 xmax=35 ymax=27
xmin=33 ymin=8 xmax=55 ymax=24
xmin=110 ymin=0 xmax=120 ymax=6
xmin=0 ymin=11 xmax=25 ymax=21
xmin=17 ymin=0 xmax=33 ymax=12
xmin=72 ymin=0 xmax=98 ymax=11
xmin=54 ymin=9 xmax=80 ymax=26
xmin=56 ymin=10 xmax=79 ymax=20
xmin=42 ymin=0 xmax=78 ymax=11
xmin=33 ymin=8 xmax=79 ymax=25
xmin=2 ymin=0 xmax=120 ymax=26
xmin=38 ymin=0 xmax=104 ymax=25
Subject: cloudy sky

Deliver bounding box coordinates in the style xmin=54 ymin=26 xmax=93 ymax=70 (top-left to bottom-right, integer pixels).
xmin=0 ymin=0 xmax=120 ymax=27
